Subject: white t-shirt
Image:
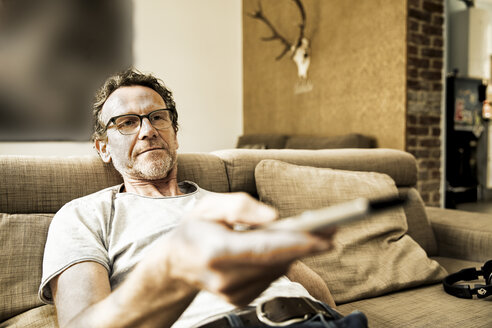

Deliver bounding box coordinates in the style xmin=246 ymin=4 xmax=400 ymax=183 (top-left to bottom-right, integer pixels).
xmin=39 ymin=181 xmax=314 ymax=327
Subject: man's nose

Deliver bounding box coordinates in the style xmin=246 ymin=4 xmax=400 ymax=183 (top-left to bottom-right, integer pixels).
xmin=138 ymin=117 xmax=158 ymax=139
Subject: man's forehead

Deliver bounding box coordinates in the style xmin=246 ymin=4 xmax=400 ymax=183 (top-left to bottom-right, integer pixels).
xmin=101 ymin=85 xmax=166 ymax=119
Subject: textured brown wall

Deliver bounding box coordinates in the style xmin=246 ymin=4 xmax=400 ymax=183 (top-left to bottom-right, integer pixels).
xmin=243 ymin=0 xmax=408 ymax=150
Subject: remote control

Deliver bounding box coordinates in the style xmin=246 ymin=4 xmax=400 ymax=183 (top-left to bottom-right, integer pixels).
xmin=259 ymin=195 xmax=407 ymax=232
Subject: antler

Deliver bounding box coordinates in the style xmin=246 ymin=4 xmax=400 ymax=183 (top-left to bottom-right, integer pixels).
xmin=248 ymin=0 xmax=292 ymax=60
xmin=292 ymin=0 xmax=306 ymax=48
xmin=248 ymin=0 xmax=311 ymax=83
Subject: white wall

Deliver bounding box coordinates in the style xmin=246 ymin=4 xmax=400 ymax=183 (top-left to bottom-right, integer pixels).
xmin=447 ymin=0 xmax=492 ymax=79
xmin=0 ymin=0 xmax=243 ymax=155
xmin=133 ymin=0 xmax=243 ymax=153
xmin=0 ymin=142 xmax=95 ymax=156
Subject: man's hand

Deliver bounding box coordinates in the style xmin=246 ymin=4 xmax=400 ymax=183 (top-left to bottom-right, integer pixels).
xmin=162 ymin=193 xmax=336 ymax=306
xmin=53 ymin=193 xmax=335 ymax=328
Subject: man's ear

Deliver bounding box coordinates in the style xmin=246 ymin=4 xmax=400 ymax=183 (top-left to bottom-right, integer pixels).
xmin=94 ymin=138 xmax=111 ymax=163
xmin=174 ymin=129 xmax=179 ymax=149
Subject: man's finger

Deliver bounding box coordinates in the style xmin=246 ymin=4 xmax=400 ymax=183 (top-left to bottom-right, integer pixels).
xmin=210 ymin=229 xmax=334 ymax=267
xmin=188 ymin=193 xmax=278 ymax=226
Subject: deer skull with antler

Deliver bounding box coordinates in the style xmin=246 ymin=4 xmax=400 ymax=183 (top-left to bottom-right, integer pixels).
xmin=248 ymin=0 xmax=311 ymax=80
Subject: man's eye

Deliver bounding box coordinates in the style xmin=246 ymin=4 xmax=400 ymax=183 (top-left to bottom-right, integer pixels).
xmin=117 ymin=118 xmax=139 ymax=127
xmin=152 ymin=114 xmax=169 ymax=122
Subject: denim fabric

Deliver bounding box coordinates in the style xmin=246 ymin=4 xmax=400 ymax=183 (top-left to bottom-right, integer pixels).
xmin=284 ymin=311 xmax=368 ymax=328
xmin=223 ymin=309 xmax=368 ymax=328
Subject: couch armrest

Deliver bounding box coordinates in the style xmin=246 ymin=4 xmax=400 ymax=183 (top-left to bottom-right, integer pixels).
xmin=426 ymin=206 xmax=492 ymax=262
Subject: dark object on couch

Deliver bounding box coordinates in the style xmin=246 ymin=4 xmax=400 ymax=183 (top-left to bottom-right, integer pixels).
xmin=236 ymin=133 xmax=377 ymax=150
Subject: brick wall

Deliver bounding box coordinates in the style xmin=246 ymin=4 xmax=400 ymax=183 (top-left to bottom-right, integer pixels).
xmin=406 ymin=0 xmax=444 ymax=206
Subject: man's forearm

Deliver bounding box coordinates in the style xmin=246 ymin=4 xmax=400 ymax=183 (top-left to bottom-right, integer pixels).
xmin=109 ymin=261 xmax=199 ymax=328
xmin=65 ymin=277 xmax=197 ymax=328
xmin=55 ymin=246 xmax=199 ymax=328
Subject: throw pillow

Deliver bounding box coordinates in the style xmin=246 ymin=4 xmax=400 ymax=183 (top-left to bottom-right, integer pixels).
xmin=0 ymin=213 xmax=53 ymax=322
xmin=255 ymin=160 xmax=447 ymax=304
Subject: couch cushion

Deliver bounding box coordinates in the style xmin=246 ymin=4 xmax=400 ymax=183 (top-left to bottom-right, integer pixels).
xmin=0 ymin=305 xmax=57 ymax=327
xmin=255 ymin=160 xmax=447 ymax=304
xmin=213 ymin=148 xmax=417 ymax=197
xmin=0 ymin=214 xmax=53 ymax=322
xmin=0 ymin=154 xmax=229 ymax=214
xmin=337 ymin=280 xmax=491 ymax=327
xmin=432 ymin=256 xmax=484 ymax=274
xmin=285 ymin=133 xmax=376 ymax=149
xmin=426 ymin=207 xmax=492 ymax=262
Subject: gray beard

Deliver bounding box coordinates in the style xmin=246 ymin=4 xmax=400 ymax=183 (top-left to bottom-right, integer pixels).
xmin=115 ymin=149 xmax=177 ymax=181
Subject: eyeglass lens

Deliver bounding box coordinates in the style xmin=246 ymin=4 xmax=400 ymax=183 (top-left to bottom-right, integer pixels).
xmin=114 ymin=110 xmax=172 ymax=135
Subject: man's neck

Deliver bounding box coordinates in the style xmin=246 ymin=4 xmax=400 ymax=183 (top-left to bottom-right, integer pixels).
xmin=122 ymin=168 xmax=184 ymax=197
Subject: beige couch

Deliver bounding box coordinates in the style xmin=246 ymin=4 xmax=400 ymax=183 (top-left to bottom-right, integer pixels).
xmin=236 ymin=133 xmax=377 ymax=149
xmin=1 ymin=149 xmax=491 ymax=327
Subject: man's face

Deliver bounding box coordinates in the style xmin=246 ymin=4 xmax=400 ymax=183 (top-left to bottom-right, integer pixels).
xmin=96 ymin=85 xmax=179 ymax=181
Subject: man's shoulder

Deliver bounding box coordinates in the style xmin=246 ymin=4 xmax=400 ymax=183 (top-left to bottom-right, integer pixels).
xmin=59 ymin=184 xmax=122 ymax=212
xmin=49 ymin=184 xmax=122 ymax=234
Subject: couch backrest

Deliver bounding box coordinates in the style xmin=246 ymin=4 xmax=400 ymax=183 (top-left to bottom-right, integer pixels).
xmin=0 ymin=149 xmax=437 ymax=251
xmin=0 ymin=153 xmax=229 ymax=214
xmin=285 ymin=134 xmax=377 ymax=149
xmin=213 ymin=148 xmax=417 ymax=195
xmin=236 ymin=134 xmax=289 ymax=149
xmin=236 ymin=133 xmax=377 ymax=149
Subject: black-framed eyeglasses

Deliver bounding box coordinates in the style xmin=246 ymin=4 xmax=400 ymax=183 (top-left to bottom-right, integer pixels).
xmin=104 ymin=108 xmax=174 ymax=135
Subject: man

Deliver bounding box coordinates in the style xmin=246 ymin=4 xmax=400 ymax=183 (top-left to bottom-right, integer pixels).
xmin=39 ymin=69 xmax=365 ymax=328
